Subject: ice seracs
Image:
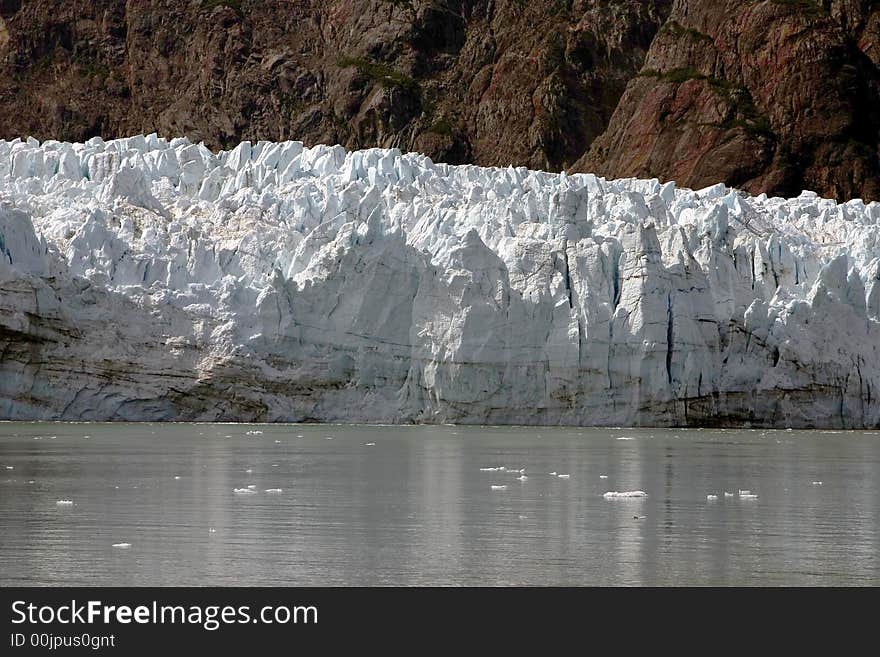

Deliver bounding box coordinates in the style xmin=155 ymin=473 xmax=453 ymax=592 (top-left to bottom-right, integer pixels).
xmin=2 ymin=135 xmax=880 ymax=427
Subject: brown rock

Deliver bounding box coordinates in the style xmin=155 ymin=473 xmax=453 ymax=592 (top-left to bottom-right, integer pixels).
xmin=1 ymin=1 xmax=878 ymax=201
xmin=575 ymin=0 xmax=880 ymax=201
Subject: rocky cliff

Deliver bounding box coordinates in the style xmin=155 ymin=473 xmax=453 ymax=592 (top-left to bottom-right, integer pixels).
xmin=1 ymin=1 xmax=877 ymax=201
xmin=1 ymin=135 xmax=879 ymax=427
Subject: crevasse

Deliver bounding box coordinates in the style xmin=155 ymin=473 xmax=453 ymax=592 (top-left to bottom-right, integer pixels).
xmin=1 ymin=134 xmax=879 ymax=427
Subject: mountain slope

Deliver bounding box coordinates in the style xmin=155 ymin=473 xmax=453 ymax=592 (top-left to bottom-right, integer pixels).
xmin=0 ymin=1 xmax=877 ymax=199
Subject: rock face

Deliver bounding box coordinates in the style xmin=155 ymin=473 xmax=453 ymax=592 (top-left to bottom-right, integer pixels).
xmin=576 ymin=0 xmax=880 ymax=202
xmin=1 ymin=135 xmax=879 ymax=427
xmin=2 ymin=0 xmax=877 ymax=201
xmin=0 ymin=0 xmax=669 ymax=172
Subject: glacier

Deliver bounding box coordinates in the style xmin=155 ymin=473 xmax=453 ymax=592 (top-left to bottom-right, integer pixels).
xmin=1 ymin=134 xmax=879 ymax=427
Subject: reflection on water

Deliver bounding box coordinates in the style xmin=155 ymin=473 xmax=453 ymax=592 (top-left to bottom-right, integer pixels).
xmin=0 ymin=423 xmax=878 ymax=586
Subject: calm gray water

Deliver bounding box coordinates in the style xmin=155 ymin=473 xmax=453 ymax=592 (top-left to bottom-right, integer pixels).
xmin=0 ymin=423 xmax=878 ymax=586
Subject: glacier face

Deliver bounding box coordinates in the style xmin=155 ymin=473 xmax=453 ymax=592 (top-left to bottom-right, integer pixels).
xmin=1 ymin=135 xmax=880 ymax=427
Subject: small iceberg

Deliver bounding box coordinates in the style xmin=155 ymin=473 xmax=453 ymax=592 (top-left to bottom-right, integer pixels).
xmin=490 ymin=485 xmax=507 ymax=491
xmin=246 ymin=430 xmax=263 ymax=435
xmin=616 ymin=436 xmax=635 ymax=441
xmin=707 ymin=494 xmax=718 ymax=501
xmin=812 ymin=481 xmax=823 ymax=486
xmin=740 ymin=494 xmax=759 ymax=500
xmin=246 ymin=484 xmax=256 ymax=489
xmin=112 ymin=543 xmax=132 ymax=549
xmin=480 ymin=467 xmax=500 ymax=472
xmin=233 ymin=488 xmax=256 ymax=494
xmin=264 ymin=488 xmax=283 ymax=493
xmin=557 ymin=474 xmax=570 ymax=479
xmin=603 ymin=491 xmax=648 ymax=499
xmin=55 ymin=500 xmax=73 ymax=505
xmin=724 ymin=492 xmax=734 ymax=498
xmin=738 ymin=489 xmax=751 ymax=495
xmin=517 ymin=475 xmax=528 ymax=481
xmin=173 ymin=476 xmax=181 ymax=480
xmin=4 ymin=466 xmax=13 ymax=470
xmin=599 ymin=475 xmax=609 ymax=479
xmin=365 ymin=442 xmax=376 ymax=446
xmin=548 ymin=471 xmax=557 ymax=476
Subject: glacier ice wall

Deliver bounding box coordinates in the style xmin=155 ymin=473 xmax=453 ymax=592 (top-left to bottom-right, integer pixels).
xmin=1 ymin=134 xmax=880 ymax=427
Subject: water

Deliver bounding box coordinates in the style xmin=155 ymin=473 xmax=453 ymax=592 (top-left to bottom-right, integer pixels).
xmin=0 ymin=423 xmax=878 ymax=586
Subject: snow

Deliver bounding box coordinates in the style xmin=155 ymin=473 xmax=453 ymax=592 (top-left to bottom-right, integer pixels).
xmin=2 ymin=135 xmax=880 ymax=426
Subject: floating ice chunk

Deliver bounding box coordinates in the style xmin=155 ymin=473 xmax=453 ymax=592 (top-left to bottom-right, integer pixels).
xmin=603 ymin=491 xmax=648 ymax=499
xmin=812 ymin=481 xmax=823 ymax=486
xmin=599 ymin=475 xmax=609 ymax=479
xmin=112 ymin=543 xmax=131 ymax=548
xmin=517 ymin=475 xmax=528 ymax=481
xmin=364 ymin=442 xmax=376 ymax=446
xmin=707 ymin=494 xmax=718 ymax=500
xmin=247 ymin=484 xmax=256 ymax=489
xmin=616 ymin=436 xmax=635 ymax=441
xmin=264 ymin=488 xmax=283 ymax=493
xmin=274 ymin=440 xmax=281 ymax=444
xmin=56 ymin=500 xmax=73 ymax=505
xmin=173 ymin=476 xmax=181 ymax=480
xmin=549 ymin=471 xmax=557 ymax=476
xmin=233 ymin=488 xmax=256 ymax=494
xmin=325 ymin=436 xmax=334 ymax=440
xmin=490 ymin=485 xmax=507 ymax=491
xmin=209 ymin=528 xmax=216 ymax=533
xmin=739 ymin=494 xmax=759 ymax=500
xmin=724 ymin=492 xmax=734 ymax=498
xmin=245 ymin=469 xmax=253 ymax=474
xmin=557 ymin=474 xmax=570 ymax=479
xmin=246 ymin=430 xmax=263 ymax=435
xmin=738 ymin=490 xmax=751 ymax=495
xmin=480 ymin=467 xmax=500 ymax=472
